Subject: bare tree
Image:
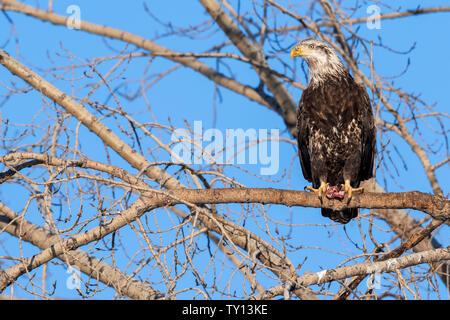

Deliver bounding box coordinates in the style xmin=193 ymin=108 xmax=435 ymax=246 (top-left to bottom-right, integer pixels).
xmin=0 ymin=0 xmax=448 ymax=300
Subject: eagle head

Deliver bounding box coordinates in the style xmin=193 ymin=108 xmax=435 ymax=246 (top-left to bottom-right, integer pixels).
xmin=291 ymin=38 xmax=345 ymax=85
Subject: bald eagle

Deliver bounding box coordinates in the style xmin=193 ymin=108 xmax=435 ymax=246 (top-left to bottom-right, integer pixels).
xmin=291 ymin=39 xmax=376 ymax=224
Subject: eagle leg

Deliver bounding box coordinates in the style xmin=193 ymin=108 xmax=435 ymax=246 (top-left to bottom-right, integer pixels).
xmin=341 ymin=179 xmax=363 ymax=204
xmin=306 ymin=181 xmax=329 ymax=201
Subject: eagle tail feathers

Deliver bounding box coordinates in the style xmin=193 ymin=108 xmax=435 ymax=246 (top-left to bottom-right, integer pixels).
xmin=321 ymin=208 xmax=358 ymax=224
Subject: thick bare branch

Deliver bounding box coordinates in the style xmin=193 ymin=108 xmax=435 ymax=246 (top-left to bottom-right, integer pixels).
xmin=0 ymin=204 xmax=163 ymax=299
xmin=1 ymin=0 xmax=447 ymax=300
xmin=0 ymin=197 xmax=153 ymax=293
xmin=0 ymin=0 xmax=279 ymax=113
xmin=1 ymin=154 xmax=447 ymax=219
xmin=254 ymin=247 xmax=450 ymax=299
xmin=126 ymin=188 xmax=450 ymax=221
xmin=199 ymin=0 xmax=298 ymax=130
xmin=335 ymin=217 xmax=444 ymax=299
xmin=0 ymin=49 xmax=306 ymax=298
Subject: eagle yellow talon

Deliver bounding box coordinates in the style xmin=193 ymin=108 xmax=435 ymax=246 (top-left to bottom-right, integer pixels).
xmin=341 ymin=180 xmax=364 ymax=203
xmin=306 ymin=181 xmax=329 ymax=201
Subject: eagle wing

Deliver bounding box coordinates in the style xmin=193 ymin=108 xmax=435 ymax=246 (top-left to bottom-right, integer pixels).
xmin=357 ymin=85 xmax=376 ymax=181
xmin=296 ymin=92 xmax=313 ymax=183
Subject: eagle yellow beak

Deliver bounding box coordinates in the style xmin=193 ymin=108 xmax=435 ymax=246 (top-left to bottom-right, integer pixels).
xmin=290 ymin=45 xmax=311 ymax=59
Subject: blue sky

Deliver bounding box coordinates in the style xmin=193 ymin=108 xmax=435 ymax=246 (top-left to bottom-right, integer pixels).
xmin=0 ymin=0 xmax=449 ymax=299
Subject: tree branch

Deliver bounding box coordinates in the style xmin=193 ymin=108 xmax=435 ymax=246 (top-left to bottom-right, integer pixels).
xmin=335 ymin=217 xmax=444 ymax=299
xmin=0 ymin=204 xmax=163 ymax=299
xmin=1 ymin=154 xmax=447 ymax=220
xmin=253 ymin=247 xmax=450 ymax=299
xmin=198 ymin=0 xmax=298 ymax=131
xmin=137 ymin=188 xmax=449 ymax=221
xmin=269 ymin=6 xmax=450 ymax=33
xmin=1 ymin=0 xmax=447 ymax=300
xmin=0 ymin=197 xmax=155 ymax=293
xmin=0 ymin=0 xmax=279 ymax=114
xmin=0 ymin=47 xmax=315 ymax=299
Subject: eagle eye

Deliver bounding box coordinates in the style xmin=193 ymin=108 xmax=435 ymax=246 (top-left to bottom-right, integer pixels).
xmin=308 ymin=44 xmax=314 ymax=49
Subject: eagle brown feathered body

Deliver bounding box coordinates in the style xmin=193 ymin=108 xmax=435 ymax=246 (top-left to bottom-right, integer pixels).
xmin=292 ymin=39 xmax=376 ymax=224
